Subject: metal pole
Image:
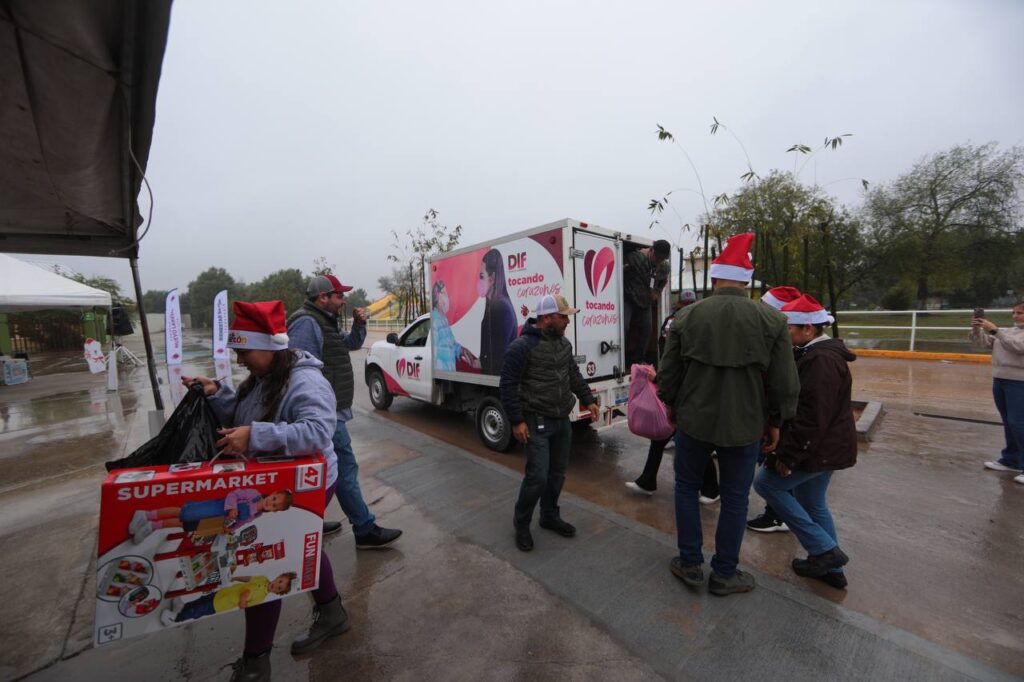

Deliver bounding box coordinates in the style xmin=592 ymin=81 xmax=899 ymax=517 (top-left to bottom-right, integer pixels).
xmin=130 ymin=257 xmax=165 ymax=411
xmin=909 ymin=310 xmax=918 ymax=352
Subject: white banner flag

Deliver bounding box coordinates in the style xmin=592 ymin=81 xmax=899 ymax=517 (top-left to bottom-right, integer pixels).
xmin=212 ymin=289 xmax=233 ymax=389
xmin=165 ymin=289 xmax=183 ymax=366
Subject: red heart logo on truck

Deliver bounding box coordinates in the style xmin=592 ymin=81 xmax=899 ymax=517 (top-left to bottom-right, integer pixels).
xmin=396 ymin=359 xmax=407 ymax=377
xmin=584 ymin=247 xmax=615 ymax=296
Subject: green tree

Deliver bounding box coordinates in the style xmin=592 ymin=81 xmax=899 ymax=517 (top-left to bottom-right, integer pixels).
xmin=346 ymin=288 xmax=370 ymax=309
xmin=311 ymin=256 xmax=335 ymax=276
xmin=864 ymin=143 xmax=1024 ymax=308
xmin=65 ymin=272 xmax=135 ymax=311
xmin=248 ymin=268 xmax=307 ymax=316
xmin=387 ymin=209 xmax=463 ymax=323
xmin=140 ymin=289 xmax=169 ymax=313
xmin=185 ymin=268 xmax=245 ymax=329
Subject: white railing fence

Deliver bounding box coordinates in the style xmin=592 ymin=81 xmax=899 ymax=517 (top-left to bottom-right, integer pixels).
xmin=839 ymin=308 xmax=1010 ymax=352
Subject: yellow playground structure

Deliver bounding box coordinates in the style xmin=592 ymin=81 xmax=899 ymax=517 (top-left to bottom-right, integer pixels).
xmin=365 ymin=293 xmax=400 ymax=320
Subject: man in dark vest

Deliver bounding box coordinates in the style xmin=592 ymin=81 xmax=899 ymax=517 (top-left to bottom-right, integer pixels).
xmin=500 ymin=294 xmax=600 ymax=552
xmin=288 ymin=274 xmax=403 ymax=548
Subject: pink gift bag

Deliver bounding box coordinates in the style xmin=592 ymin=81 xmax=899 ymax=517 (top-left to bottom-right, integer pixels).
xmin=627 ymin=364 xmax=675 ymax=441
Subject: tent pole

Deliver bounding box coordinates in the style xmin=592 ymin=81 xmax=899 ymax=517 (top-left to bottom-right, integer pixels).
xmin=130 ymin=257 xmax=164 ymax=411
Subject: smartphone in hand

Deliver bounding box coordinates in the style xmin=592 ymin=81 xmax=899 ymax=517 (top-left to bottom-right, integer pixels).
xmin=973 ymin=307 xmax=985 ymax=320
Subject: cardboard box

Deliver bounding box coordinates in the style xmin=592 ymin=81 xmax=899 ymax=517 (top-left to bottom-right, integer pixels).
xmin=0 ymin=358 xmax=28 ymax=385
xmin=94 ymin=455 xmax=326 ymax=647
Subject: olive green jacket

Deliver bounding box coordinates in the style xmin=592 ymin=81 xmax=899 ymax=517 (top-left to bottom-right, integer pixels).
xmin=656 ymin=287 xmax=799 ymax=446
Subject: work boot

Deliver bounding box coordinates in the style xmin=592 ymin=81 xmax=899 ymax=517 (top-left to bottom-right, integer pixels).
xmin=669 ymin=557 xmax=705 ymax=589
xmin=798 ymin=547 xmax=849 ymax=576
xmin=515 ymin=525 xmax=534 ymax=552
xmin=709 ymin=569 xmax=756 ymax=596
xmin=539 ymin=509 xmax=576 ymax=537
xmin=792 ymin=559 xmax=848 ymax=589
xmin=322 ymin=521 xmax=343 ymax=537
xmin=354 ymin=524 xmax=402 ymax=549
xmin=229 ymin=651 xmax=271 ymax=682
xmin=290 ymin=595 xmax=350 ymax=656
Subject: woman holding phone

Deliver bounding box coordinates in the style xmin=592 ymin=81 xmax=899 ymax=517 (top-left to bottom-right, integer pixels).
xmin=972 ymin=300 xmax=1024 ymax=484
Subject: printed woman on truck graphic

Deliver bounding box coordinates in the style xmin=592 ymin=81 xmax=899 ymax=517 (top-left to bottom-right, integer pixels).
xmin=478 ymin=249 xmax=518 ymax=375
xmin=128 ymin=489 xmax=293 ymax=544
xmin=431 ymin=280 xmax=479 ymax=372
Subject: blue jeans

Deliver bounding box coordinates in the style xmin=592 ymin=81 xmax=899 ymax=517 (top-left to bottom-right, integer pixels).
xmin=992 ymin=378 xmax=1024 ymax=471
xmin=514 ymin=415 xmax=572 ymax=528
xmin=754 ymin=468 xmax=839 ymax=559
xmin=333 ymin=420 xmax=376 ymax=535
xmin=674 ymin=431 xmax=760 ymax=578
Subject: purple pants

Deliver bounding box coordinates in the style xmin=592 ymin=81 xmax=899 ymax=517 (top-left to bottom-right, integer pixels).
xmin=244 ymin=483 xmax=339 ymax=656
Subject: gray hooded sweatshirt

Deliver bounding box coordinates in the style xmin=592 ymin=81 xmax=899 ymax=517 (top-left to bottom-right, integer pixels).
xmin=208 ymin=350 xmax=338 ymax=487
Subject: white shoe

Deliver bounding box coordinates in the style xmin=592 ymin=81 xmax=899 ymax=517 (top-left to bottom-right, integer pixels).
xmin=624 ymin=481 xmax=655 ymax=496
xmin=129 ymin=510 xmax=149 ymax=535
xmin=1014 ymin=474 xmax=1024 ymax=485
xmin=132 ymin=521 xmax=153 ymax=545
xmin=160 ymin=609 xmax=179 ymax=627
xmin=984 ymin=461 xmax=1018 ymax=472
xmin=699 ymin=495 xmax=720 ymax=505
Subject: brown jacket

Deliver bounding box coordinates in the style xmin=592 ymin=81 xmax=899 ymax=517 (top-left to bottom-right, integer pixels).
xmin=774 ymin=337 xmax=858 ymax=472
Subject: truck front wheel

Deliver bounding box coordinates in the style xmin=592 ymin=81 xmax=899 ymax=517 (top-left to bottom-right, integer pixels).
xmin=368 ymin=369 xmax=394 ymax=410
xmin=476 ymin=397 xmax=512 ymax=452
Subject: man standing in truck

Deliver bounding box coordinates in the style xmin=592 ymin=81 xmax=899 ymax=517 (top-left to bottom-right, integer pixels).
xmin=623 ymin=239 xmax=672 ymax=368
xmin=500 ymin=294 xmax=601 ymax=552
xmin=288 ymin=274 xmax=403 ymax=549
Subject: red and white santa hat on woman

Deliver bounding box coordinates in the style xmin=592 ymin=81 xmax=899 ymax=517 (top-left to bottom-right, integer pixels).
xmin=709 ymin=232 xmax=755 ymax=283
xmin=780 ymin=294 xmax=834 ymax=325
xmin=228 ymin=300 xmax=290 ymax=351
xmin=761 ymin=285 xmax=802 ymax=310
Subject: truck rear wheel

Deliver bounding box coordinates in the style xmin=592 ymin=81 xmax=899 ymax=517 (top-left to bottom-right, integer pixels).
xmin=368 ymin=369 xmax=393 ymax=410
xmin=476 ymin=397 xmax=512 ymax=452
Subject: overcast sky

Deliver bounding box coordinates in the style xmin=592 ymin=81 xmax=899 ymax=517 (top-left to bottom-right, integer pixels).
xmin=24 ymin=0 xmax=1024 ymax=300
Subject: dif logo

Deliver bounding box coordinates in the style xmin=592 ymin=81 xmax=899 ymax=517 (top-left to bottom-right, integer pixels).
xmin=296 ymin=463 xmax=324 ymax=492
xmin=507 ymin=252 xmax=527 ymax=272
xmin=396 ymin=358 xmax=421 ymax=380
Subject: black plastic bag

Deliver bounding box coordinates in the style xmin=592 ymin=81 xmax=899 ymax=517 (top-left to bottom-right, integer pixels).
xmin=106 ymin=382 xmax=222 ymax=471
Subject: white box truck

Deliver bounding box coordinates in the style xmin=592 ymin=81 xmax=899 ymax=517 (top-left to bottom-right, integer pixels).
xmin=363 ymin=218 xmax=664 ymax=451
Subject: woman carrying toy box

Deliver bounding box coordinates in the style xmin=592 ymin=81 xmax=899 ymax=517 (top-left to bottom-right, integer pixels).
xmin=182 ymin=300 xmax=346 ymax=682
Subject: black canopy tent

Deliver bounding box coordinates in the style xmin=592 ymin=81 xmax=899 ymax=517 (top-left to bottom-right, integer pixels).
xmin=0 ymin=0 xmax=174 ymax=410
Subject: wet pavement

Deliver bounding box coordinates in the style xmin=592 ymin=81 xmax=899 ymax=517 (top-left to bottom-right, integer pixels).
xmin=0 ymin=332 xmax=1021 ymax=680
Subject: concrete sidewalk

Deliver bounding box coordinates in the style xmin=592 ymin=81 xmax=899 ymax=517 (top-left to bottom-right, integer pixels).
xmin=17 ymin=406 xmax=1016 ymax=682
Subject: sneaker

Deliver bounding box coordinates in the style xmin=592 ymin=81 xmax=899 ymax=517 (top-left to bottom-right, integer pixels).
xmin=354 ymin=525 xmax=402 ymax=549
xmin=698 ymin=494 xmax=720 ymax=505
xmin=129 ymin=510 xmax=149 ymax=536
xmin=709 ymin=569 xmax=756 ymax=596
xmin=795 ymin=547 xmax=849 ymax=576
xmin=132 ymin=521 xmax=154 ymax=545
xmin=746 ymin=513 xmax=789 ymax=533
xmin=984 ymin=461 xmax=1019 ymax=472
xmin=230 ymin=651 xmax=271 ymax=682
xmin=625 ymin=481 xmax=655 ymax=496
xmin=323 ymin=521 xmax=343 ymax=537
xmin=792 ymin=559 xmax=848 ymax=589
xmin=290 ymin=595 xmax=350 ymax=655
xmin=515 ymin=525 xmax=534 ymax=552
xmin=159 ymin=609 xmax=179 ymax=627
xmin=669 ymin=557 xmax=705 ymax=588
xmin=539 ymin=516 xmax=576 ymax=538
xmin=1015 ymin=474 xmax=1024 ymax=485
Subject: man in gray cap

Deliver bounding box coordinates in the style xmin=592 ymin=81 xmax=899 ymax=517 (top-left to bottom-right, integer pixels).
xmin=288 ymin=274 xmax=403 ymax=548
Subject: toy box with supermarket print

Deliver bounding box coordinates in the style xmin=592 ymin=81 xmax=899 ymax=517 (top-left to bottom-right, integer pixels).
xmin=94 ymin=454 xmax=326 ymax=647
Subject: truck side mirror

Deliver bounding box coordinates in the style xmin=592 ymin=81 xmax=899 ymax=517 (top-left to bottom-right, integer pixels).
xmin=386 ymin=333 xmax=399 ymax=345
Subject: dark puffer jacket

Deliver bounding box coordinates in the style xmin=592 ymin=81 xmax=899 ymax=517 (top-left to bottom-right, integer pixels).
xmin=499 ymin=320 xmax=596 ymax=422
xmin=774 ymin=338 xmax=858 ymax=472
xmin=287 ymin=302 xmax=356 ymax=411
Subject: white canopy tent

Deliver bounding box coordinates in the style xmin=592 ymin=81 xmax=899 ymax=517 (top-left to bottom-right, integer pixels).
xmin=0 ymin=254 xmax=112 ymax=312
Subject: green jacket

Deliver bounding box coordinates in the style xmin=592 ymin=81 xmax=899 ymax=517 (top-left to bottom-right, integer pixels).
xmin=656 ymin=287 xmax=799 ymax=446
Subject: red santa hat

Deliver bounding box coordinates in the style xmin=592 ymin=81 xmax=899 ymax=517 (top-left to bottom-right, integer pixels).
xmin=761 ymin=286 xmax=802 ymax=310
xmin=780 ymin=294 xmax=834 ymax=325
xmin=228 ymin=300 xmax=290 ymax=351
xmin=709 ymin=232 xmax=755 ymax=283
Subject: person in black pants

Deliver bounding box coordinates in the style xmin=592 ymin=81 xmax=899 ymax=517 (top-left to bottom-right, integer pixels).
xmin=626 ymin=292 xmax=720 ymax=501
